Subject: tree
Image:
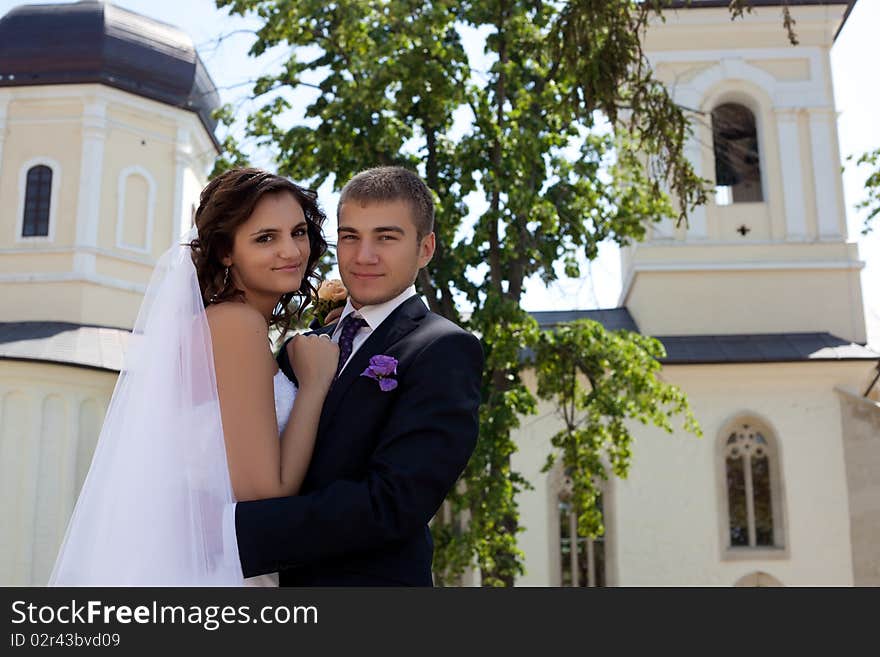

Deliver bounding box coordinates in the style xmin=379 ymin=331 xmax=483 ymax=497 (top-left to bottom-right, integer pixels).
xmin=214 ymin=0 xmax=721 ymax=586
xmin=210 ymin=104 xmax=252 ymax=178
xmin=532 ymin=320 xmax=700 ymax=549
xmin=849 ymin=148 xmax=880 ymax=234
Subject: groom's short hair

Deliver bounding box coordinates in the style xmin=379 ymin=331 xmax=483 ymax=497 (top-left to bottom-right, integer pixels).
xmin=339 ymin=166 xmax=435 ymax=240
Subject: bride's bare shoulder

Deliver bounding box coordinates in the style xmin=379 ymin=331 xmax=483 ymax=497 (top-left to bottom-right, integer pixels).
xmin=206 ymin=302 xmax=268 ymax=342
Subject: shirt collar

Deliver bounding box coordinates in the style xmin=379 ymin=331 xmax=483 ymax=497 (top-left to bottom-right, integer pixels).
xmin=333 ymin=285 xmax=418 ymax=336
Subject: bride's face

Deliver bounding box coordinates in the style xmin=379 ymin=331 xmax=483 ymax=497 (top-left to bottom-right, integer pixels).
xmin=222 ymin=191 xmax=310 ymax=299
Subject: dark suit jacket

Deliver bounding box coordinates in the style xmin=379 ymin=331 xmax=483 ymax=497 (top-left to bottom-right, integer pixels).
xmin=234 ymin=295 xmax=484 ymax=586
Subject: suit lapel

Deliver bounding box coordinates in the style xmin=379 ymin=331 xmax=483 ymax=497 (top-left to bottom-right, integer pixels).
xmin=318 ymin=296 xmax=427 ymax=431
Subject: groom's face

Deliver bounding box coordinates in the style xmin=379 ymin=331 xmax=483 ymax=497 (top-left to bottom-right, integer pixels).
xmin=337 ymin=199 xmax=434 ymax=308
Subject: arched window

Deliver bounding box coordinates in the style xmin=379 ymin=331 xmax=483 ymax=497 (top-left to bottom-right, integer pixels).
xmin=712 ymin=103 xmax=763 ymax=205
xmin=558 ymin=478 xmax=606 ymax=587
xmin=22 ymin=165 xmax=53 ymax=237
xmin=723 ymin=421 xmax=783 ymax=549
xmin=116 ymin=166 xmax=156 ymax=253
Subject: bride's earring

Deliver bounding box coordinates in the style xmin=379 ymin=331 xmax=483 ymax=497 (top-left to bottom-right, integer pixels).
xmin=209 ymin=267 xmax=230 ymax=304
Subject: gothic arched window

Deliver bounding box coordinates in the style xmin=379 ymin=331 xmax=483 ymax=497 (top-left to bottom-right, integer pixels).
xmin=22 ymin=165 xmax=53 ymax=237
xmin=724 ymin=422 xmax=783 ymax=549
xmin=712 ymin=103 xmax=763 ymax=205
xmin=559 ymin=483 xmax=606 ymax=587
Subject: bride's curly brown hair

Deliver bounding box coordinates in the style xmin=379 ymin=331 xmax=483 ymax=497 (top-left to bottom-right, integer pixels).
xmin=188 ymin=168 xmax=328 ymax=335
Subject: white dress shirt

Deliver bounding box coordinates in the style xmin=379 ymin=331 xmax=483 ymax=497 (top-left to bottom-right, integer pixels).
xmin=331 ymin=285 xmax=418 ymax=373
xmin=224 ymin=284 xmax=421 ymax=582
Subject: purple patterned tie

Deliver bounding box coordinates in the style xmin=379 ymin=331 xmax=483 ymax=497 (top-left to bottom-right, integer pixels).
xmin=335 ymin=314 xmax=368 ymax=378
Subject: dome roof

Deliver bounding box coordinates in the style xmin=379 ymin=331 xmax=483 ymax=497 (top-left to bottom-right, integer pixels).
xmin=0 ymin=1 xmax=220 ymax=146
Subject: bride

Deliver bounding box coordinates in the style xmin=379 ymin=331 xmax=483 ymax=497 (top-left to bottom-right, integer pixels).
xmin=49 ymin=168 xmax=339 ymax=586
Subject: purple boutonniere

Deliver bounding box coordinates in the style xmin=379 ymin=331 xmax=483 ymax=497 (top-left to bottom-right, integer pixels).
xmin=361 ymin=354 xmax=399 ymax=392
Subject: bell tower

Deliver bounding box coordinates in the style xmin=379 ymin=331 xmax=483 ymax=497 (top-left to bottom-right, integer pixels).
xmin=0 ymin=0 xmax=220 ymax=330
xmin=621 ymin=0 xmax=865 ymax=343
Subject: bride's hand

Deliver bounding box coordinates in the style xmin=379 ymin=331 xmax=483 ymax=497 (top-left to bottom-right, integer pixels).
xmin=287 ymin=334 xmax=339 ymax=393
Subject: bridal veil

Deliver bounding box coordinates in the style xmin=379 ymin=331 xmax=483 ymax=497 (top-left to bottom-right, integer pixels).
xmin=49 ymin=229 xmax=243 ymax=585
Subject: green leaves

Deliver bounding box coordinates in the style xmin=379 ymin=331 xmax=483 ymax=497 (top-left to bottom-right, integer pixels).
xmin=532 ymin=320 xmax=702 ymax=538
xmin=848 ymin=148 xmax=880 ymax=235
xmin=208 ymin=104 xmax=251 ymax=179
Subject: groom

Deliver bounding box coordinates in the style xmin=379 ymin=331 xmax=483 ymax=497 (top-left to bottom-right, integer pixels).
xmin=230 ymin=166 xmax=484 ymax=586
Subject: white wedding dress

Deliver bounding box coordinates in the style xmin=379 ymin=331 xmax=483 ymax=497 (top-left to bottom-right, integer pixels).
xmin=242 ymin=369 xmax=297 ymax=587
xmin=49 ymin=228 xmax=299 ymax=587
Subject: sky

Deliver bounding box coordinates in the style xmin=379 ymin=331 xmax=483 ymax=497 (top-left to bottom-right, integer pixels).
xmin=1 ymin=0 xmax=878 ymax=346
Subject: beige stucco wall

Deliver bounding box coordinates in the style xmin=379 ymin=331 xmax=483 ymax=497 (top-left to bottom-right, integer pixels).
xmin=644 ymin=5 xmax=849 ymax=52
xmin=514 ymin=360 xmax=876 ymax=587
xmin=625 ymin=267 xmax=866 ymax=342
xmin=0 ymin=360 xmax=116 ymax=586
xmin=0 ymin=282 xmax=84 ymax=323
xmin=835 ymin=387 xmax=880 ymax=586
xmin=0 ymin=252 xmax=73 ymax=274
xmin=511 ymin=373 xmax=564 ymax=587
xmin=0 ymin=279 xmax=145 ymax=327
xmin=94 ymin=254 xmax=155 ymax=288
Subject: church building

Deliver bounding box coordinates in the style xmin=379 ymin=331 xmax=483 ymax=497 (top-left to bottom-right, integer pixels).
xmin=512 ymin=0 xmax=880 ymax=587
